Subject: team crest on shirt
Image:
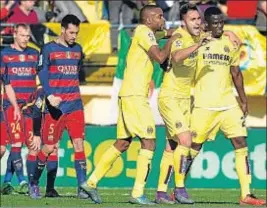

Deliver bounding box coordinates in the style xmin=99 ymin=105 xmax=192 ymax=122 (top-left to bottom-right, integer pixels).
xmin=148 ymin=32 xmax=155 ymax=41
xmin=74 ymin=52 xmax=81 ymax=59
xmin=19 ymin=54 xmax=25 ymax=62
xmin=175 ymin=121 xmax=182 ymax=129
xmin=66 ymin=51 xmax=71 ymax=59
xmin=175 ymin=40 xmax=183 ymax=48
xmin=147 ymin=126 xmax=154 ymax=134
xmin=224 ymin=46 xmax=230 ymax=53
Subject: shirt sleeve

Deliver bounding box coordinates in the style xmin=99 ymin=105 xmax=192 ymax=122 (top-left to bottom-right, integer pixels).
xmin=171 ymin=34 xmax=184 ymax=53
xmin=137 ymin=27 xmax=158 ymax=52
xmin=38 ymin=45 xmax=52 ymax=96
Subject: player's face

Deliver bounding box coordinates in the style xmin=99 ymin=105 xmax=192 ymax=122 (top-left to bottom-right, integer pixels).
xmin=151 ymin=8 xmax=165 ymax=31
xmin=21 ymin=0 xmax=35 ymax=11
xmin=183 ymin=10 xmax=201 ymax=36
xmin=206 ymin=14 xmax=224 ymax=38
xmin=14 ymin=27 xmax=31 ymax=49
xmin=62 ymin=24 xmax=80 ymax=45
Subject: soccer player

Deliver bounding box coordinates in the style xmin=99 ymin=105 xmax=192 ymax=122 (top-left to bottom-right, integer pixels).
xmin=190 ymin=7 xmax=266 ymax=206
xmin=156 ymin=4 xmax=213 ymax=204
xmin=85 ymin=5 xmax=179 ymax=205
xmin=0 ymin=62 xmax=21 ymax=159
xmin=29 ymin=14 xmax=89 ymax=199
xmin=22 ymin=87 xmax=60 ymax=197
xmin=1 ymin=24 xmax=39 ymax=195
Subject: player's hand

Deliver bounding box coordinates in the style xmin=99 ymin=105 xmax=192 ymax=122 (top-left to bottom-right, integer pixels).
xmin=29 ymin=136 xmax=41 ymax=151
xmin=240 ymin=102 xmax=248 ymax=117
xmin=47 ymin=95 xmax=62 ymax=108
xmin=223 ymin=30 xmax=242 ymax=49
xmin=198 ymin=32 xmax=213 ymax=47
xmin=13 ymin=106 xmax=21 ymax=121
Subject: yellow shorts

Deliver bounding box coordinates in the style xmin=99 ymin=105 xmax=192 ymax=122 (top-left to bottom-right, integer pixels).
xmin=117 ymin=96 xmax=155 ymax=139
xmin=158 ymin=97 xmax=191 ymax=139
xmin=191 ymin=106 xmax=247 ymax=144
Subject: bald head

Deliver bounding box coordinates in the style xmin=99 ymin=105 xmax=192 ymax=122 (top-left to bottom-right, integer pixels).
xmin=139 ymin=5 xmax=161 ymax=23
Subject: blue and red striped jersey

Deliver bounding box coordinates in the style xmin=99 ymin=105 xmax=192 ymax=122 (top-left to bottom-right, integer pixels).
xmin=1 ymin=46 xmax=39 ymax=112
xmin=0 ymin=52 xmax=10 ymax=122
xmin=38 ymin=41 xmax=84 ymax=114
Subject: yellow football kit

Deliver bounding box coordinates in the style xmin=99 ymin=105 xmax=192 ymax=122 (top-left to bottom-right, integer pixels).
xmin=158 ymin=27 xmax=198 ymax=138
xmin=117 ymin=24 xmax=157 ymax=139
xmin=191 ymin=36 xmax=247 ymax=144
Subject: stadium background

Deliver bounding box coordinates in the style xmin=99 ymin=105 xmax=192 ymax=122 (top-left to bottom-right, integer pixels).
xmin=0 ymin=0 xmax=266 ymax=204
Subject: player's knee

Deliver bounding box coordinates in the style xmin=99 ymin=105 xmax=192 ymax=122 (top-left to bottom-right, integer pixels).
xmin=72 ymin=138 xmax=84 ymax=152
xmin=28 ymin=149 xmax=38 ymax=156
xmin=176 ymin=131 xmax=192 ymax=148
xmin=0 ymin=145 xmax=6 ymax=158
xmin=43 ymin=144 xmax=55 ymax=155
xmin=114 ymin=139 xmax=131 ymax=153
xmin=141 ymin=139 xmax=155 ymax=151
xmin=231 ymin=137 xmax=247 ymax=149
xmin=191 ymin=142 xmax=203 ymax=151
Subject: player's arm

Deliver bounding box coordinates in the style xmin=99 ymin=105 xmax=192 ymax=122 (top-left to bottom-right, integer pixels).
xmin=230 ymin=65 xmax=248 ymax=116
xmin=2 ymin=60 xmax=21 ymax=121
xmin=223 ymin=31 xmax=241 ymax=48
xmin=172 ymin=33 xmax=212 ymax=63
xmin=38 ymin=46 xmax=61 ymax=107
xmin=148 ymin=34 xmax=180 ymax=65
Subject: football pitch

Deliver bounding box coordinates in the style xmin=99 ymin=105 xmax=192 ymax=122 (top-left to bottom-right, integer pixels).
xmin=0 ymin=188 xmax=266 ymax=207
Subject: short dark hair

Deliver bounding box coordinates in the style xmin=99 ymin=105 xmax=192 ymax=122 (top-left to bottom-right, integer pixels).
xmin=61 ymin=14 xmax=80 ymax=29
xmin=139 ymin=4 xmax=160 ymax=23
xmin=180 ymin=3 xmax=199 ymax=20
xmin=204 ymin=7 xmax=222 ymax=22
xmin=14 ymin=23 xmax=30 ymax=32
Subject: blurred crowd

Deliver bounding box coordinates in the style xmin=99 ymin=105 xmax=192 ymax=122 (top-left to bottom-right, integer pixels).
xmin=0 ymin=0 xmax=266 ymax=49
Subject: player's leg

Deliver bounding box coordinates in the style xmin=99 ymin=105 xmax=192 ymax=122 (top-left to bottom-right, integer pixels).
xmin=127 ymin=97 xmax=156 ymax=205
xmin=3 ymin=107 xmax=27 ymax=193
xmin=0 ymin=119 xmax=8 ymax=159
xmin=29 ymin=113 xmax=60 ymax=199
xmin=221 ymin=107 xmax=266 ymax=206
xmin=45 ymin=143 xmax=59 ymax=197
xmin=155 ymin=138 xmax=176 ymax=204
xmin=86 ymin=100 xmax=133 ymax=203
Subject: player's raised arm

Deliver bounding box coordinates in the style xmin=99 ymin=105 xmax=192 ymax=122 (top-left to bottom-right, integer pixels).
xmin=137 ymin=5 xmax=178 ymax=65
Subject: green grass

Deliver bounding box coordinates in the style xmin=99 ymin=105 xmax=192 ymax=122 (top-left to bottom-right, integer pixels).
xmin=0 ymin=188 xmax=266 ymax=207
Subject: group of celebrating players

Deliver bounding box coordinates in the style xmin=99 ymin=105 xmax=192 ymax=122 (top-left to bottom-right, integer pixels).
xmin=0 ymin=3 xmax=266 ymax=206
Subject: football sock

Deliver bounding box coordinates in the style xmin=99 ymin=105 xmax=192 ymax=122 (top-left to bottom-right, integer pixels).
xmin=46 ymin=154 xmax=58 ymax=191
xmin=74 ymin=151 xmax=87 ymax=187
xmin=132 ymin=149 xmax=153 ymax=198
xmin=26 ymin=154 xmax=37 ymax=182
xmin=87 ymin=145 xmax=121 ymax=188
xmin=32 ymin=150 xmax=48 ymax=185
xmin=157 ymin=151 xmax=173 ymax=192
xmin=235 ymin=147 xmax=251 ymax=199
xmin=10 ymin=147 xmax=25 ymax=184
xmin=186 ymin=148 xmax=200 ymax=176
xmin=4 ymin=152 xmax=14 ymax=183
xmin=173 ymin=145 xmax=190 ymax=188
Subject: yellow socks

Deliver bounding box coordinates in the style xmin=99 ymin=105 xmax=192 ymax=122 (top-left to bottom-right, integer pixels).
xmin=235 ymin=147 xmax=251 ymax=199
xmin=132 ymin=149 xmax=154 ymax=198
xmin=173 ymin=145 xmax=190 ymax=187
xmin=157 ymin=151 xmax=174 ymax=192
xmin=87 ymin=145 xmax=121 ymax=188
